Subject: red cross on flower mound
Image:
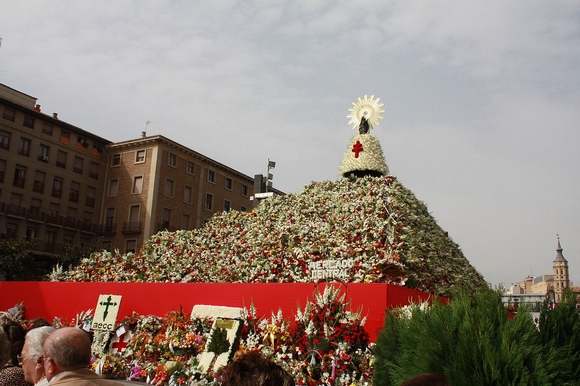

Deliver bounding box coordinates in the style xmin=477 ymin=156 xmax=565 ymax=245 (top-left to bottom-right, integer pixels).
xmin=352 ymin=140 xmax=363 ymax=158
xmin=110 ymin=333 xmax=129 ymax=353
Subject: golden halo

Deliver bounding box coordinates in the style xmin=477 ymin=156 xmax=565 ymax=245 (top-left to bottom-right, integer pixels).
xmin=347 ymin=95 xmax=384 ymax=130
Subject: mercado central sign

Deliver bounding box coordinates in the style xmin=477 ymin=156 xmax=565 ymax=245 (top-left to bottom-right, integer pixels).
xmin=308 ymin=258 xmax=354 ymax=280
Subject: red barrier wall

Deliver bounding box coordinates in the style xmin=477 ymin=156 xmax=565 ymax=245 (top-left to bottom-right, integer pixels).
xmin=0 ymin=282 xmax=434 ymax=341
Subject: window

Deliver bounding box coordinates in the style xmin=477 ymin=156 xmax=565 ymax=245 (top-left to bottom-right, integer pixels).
xmin=164 ymin=179 xmax=174 ymax=197
xmin=66 ymin=207 xmax=77 ymax=226
xmin=112 ymin=154 xmax=121 ymax=166
xmin=73 ymin=156 xmax=84 ymax=174
xmin=42 ymin=122 xmax=53 ymax=136
xmin=225 ymin=177 xmax=233 ymax=190
xmin=26 ymin=227 xmax=38 ymax=241
xmin=2 ymin=107 xmax=15 ymax=121
xmin=38 ymin=144 xmax=50 ymax=161
xmin=186 ymin=161 xmax=195 ymax=174
xmin=108 ymin=179 xmax=119 ymax=196
xmin=126 ymin=240 xmax=137 ymax=254
xmin=105 ymin=208 xmax=115 ymax=227
xmin=241 ymin=184 xmax=248 ymax=196
xmin=224 ymin=200 xmax=231 ymax=211
xmin=69 ymin=182 xmax=80 ymax=203
xmin=92 ymin=144 xmax=102 ymax=157
xmin=205 ymin=193 xmax=213 ymax=210
xmin=52 ymin=177 xmax=63 ymax=198
xmin=86 ymin=186 xmax=96 ymax=207
xmin=168 ymin=153 xmax=176 ymax=166
xmin=240 ymin=206 xmax=247 ymax=212
xmin=135 ymin=150 xmax=145 ymax=163
xmin=161 ymin=208 xmax=171 ymax=230
xmin=183 ymin=186 xmax=192 ymax=204
xmin=18 ymin=137 xmax=31 ymax=156
xmin=23 ymin=115 xmax=35 ymax=128
xmin=207 ymin=170 xmax=215 ymax=183
xmin=12 ymin=165 xmax=26 ymax=188
xmin=45 ymin=230 xmax=56 ymax=247
xmin=56 ymin=150 xmax=67 ymax=168
xmin=33 ymin=171 xmax=45 ymax=193
xmin=59 ymin=130 xmax=70 ymax=144
xmin=77 ymin=136 xmax=88 ymax=150
xmin=0 ymin=159 xmax=6 ymax=183
xmin=132 ymin=176 xmax=143 ymax=194
xmin=28 ymin=197 xmax=42 ymax=220
xmin=49 ymin=203 xmax=60 ymax=216
xmin=89 ymin=161 xmax=99 ymax=179
xmin=181 ymin=214 xmax=190 ymax=230
xmin=129 ymin=205 xmax=140 ymax=230
xmin=0 ymin=130 xmax=11 ymax=150
xmin=6 ymin=223 xmax=18 ymax=238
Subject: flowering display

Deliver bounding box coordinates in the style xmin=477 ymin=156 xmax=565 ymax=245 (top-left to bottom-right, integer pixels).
xmin=7 ymin=285 xmax=376 ymax=385
xmin=58 ymin=176 xmax=483 ymax=296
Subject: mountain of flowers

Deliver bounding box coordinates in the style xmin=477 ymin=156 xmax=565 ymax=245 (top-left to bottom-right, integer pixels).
xmin=59 ymin=175 xmax=484 ymax=295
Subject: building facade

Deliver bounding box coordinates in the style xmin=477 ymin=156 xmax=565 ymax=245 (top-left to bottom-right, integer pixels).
xmin=0 ymin=83 xmax=278 ymax=258
xmin=0 ymin=84 xmax=110 ymax=256
xmin=101 ymin=135 xmax=257 ymax=252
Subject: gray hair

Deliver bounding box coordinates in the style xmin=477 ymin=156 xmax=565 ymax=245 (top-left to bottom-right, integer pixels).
xmin=25 ymin=326 xmax=56 ymax=358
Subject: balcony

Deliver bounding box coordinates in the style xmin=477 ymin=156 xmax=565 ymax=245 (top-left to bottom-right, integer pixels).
xmin=80 ymin=222 xmax=97 ymax=234
xmin=98 ymin=223 xmax=117 ymax=236
xmin=13 ymin=178 xmax=25 ymax=188
xmin=63 ymin=217 xmax=78 ymax=229
xmin=32 ymin=241 xmax=64 ymax=255
xmin=52 ymin=188 xmax=62 ymax=198
xmin=122 ymin=221 xmax=142 ymax=234
xmin=157 ymin=222 xmax=176 ymax=233
xmin=6 ymin=204 xmax=26 ymax=218
xmin=27 ymin=208 xmax=45 ymax=222
xmin=45 ymin=214 xmax=64 ymax=227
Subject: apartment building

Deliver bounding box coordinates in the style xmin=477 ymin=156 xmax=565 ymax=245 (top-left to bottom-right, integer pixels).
xmin=101 ymin=135 xmax=256 ymax=252
xmin=0 ymin=84 xmax=110 ymax=255
xmin=0 ymin=83 xmax=277 ymax=257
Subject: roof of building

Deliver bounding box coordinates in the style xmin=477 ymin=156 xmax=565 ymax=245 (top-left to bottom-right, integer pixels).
xmin=554 ymin=237 xmax=567 ymax=262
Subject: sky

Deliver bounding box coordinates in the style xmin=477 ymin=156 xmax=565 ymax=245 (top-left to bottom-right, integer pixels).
xmin=0 ymin=0 xmax=578 ymax=288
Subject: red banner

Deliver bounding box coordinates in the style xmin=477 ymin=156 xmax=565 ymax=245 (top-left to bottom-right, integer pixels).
xmin=0 ymin=282 xmax=436 ymax=341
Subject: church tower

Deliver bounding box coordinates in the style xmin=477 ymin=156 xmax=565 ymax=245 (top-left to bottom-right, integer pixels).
xmin=552 ymin=236 xmax=570 ymax=302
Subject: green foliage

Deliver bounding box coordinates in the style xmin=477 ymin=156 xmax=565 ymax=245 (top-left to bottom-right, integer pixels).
xmin=207 ymin=327 xmax=230 ymax=355
xmin=0 ymin=237 xmax=35 ymax=280
xmin=374 ymin=286 xmax=580 ymax=386
xmin=57 ymin=241 xmax=99 ymax=269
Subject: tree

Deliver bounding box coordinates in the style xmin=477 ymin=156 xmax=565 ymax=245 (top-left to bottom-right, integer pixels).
xmin=0 ymin=237 xmax=34 ymax=280
xmin=374 ymin=286 xmax=578 ymax=386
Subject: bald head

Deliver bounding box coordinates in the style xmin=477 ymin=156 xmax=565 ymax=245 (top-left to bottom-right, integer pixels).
xmin=43 ymin=327 xmax=91 ymax=370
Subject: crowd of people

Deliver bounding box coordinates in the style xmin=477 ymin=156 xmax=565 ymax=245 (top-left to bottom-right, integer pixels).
xmin=1 ymin=319 xmax=449 ymax=386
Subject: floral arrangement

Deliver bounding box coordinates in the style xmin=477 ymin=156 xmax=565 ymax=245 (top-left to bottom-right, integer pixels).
xmin=58 ymin=176 xmax=484 ymax=296
xmin=287 ymin=285 xmax=372 ymax=385
xmin=8 ymin=286 xmax=374 ymax=385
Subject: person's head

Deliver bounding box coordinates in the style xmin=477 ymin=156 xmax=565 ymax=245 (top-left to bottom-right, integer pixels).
xmin=221 ymin=350 xmax=295 ymax=386
xmin=27 ymin=318 xmax=52 ymax=331
xmin=0 ymin=329 xmax=11 ymax=368
xmin=42 ymin=327 xmax=92 ymax=381
xmin=20 ymin=326 xmax=56 ymax=383
xmin=400 ymin=373 xmax=451 ymax=386
xmin=2 ymin=320 xmax=26 ymax=365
